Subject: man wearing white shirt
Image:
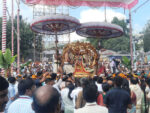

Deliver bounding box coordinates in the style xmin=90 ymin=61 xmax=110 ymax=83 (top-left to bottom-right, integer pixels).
xmin=8 ymin=78 xmax=36 ymax=113
xmin=5 ymin=77 xmax=17 ymax=113
xmin=75 ymin=83 xmax=108 ymax=113
xmin=70 ymin=80 xmax=82 ymax=108
xmin=96 ymin=77 xmax=103 ymax=92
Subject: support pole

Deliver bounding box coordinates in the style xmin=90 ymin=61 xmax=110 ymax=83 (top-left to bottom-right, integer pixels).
xmin=1 ymin=0 xmax=7 ymax=76
xmin=55 ymin=32 xmax=58 ymax=73
xmin=17 ymin=0 xmax=20 ymax=75
xmin=129 ymin=10 xmax=133 ymax=72
xmin=11 ymin=0 xmax=14 ymax=76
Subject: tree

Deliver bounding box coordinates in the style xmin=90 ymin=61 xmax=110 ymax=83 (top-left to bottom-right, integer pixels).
xmin=0 ymin=16 xmax=42 ymax=61
xmin=143 ymin=20 xmax=150 ymax=52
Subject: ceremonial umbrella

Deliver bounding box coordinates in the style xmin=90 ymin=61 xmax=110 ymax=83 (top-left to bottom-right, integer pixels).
xmin=30 ymin=14 xmax=80 ymax=72
xmin=76 ymin=22 xmax=123 ymax=39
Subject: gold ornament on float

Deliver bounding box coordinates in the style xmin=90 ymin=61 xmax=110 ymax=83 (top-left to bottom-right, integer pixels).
xmin=62 ymin=42 xmax=98 ymax=77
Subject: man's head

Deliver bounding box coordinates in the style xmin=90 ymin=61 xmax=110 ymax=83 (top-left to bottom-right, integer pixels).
xmin=8 ymin=77 xmax=16 ymax=84
xmin=97 ymin=77 xmax=103 ymax=84
xmin=37 ymin=71 xmax=43 ymax=79
xmin=32 ymin=85 xmax=60 ymax=113
xmin=18 ymin=78 xmax=36 ymax=97
xmin=0 ymin=76 xmax=9 ymax=112
xmin=114 ymin=76 xmax=123 ymax=87
xmin=45 ymin=78 xmax=55 ymax=86
xmin=80 ymin=77 xmax=89 ymax=88
xmin=130 ymin=77 xmax=139 ymax=85
xmin=102 ymin=83 xmax=110 ymax=93
xmin=83 ymin=83 xmax=98 ymax=103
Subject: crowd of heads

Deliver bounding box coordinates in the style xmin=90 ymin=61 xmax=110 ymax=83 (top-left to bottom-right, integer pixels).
xmin=1 ymin=61 xmax=150 ymax=113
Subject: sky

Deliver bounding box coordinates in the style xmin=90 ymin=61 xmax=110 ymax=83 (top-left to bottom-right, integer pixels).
xmin=0 ymin=0 xmax=150 ymax=41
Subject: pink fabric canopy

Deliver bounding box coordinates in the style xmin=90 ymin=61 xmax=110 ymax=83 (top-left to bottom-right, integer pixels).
xmin=25 ymin=0 xmax=138 ymax=9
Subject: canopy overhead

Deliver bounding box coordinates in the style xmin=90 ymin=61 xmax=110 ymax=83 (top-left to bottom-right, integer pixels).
xmin=25 ymin=0 xmax=138 ymax=9
xmin=30 ymin=14 xmax=80 ymax=35
xmin=76 ymin=22 xmax=123 ymax=39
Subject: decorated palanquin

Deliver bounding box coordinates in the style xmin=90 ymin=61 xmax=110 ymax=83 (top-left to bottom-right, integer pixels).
xmin=62 ymin=42 xmax=98 ymax=77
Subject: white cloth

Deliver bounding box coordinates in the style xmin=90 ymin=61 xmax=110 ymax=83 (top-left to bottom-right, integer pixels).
xmin=130 ymin=84 xmax=143 ymax=113
xmin=75 ymin=102 xmax=108 ymax=113
xmin=61 ymin=88 xmax=74 ymax=113
xmin=53 ymin=79 xmax=62 ymax=93
xmin=8 ymin=95 xmax=34 ymax=113
xmin=96 ymin=83 xmax=103 ymax=92
xmin=14 ymin=82 xmax=18 ymax=94
xmin=70 ymin=87 xmax=82 ymax=107
xmin=13 ymin=72 xmax=17 ymax=77
xmin=52 ymin=60 xmax=60 ymax=73
xmin=5 ymin=83 xmax=17 ymax=113
xmin=63 ymin=62 xmax=74 ymax=74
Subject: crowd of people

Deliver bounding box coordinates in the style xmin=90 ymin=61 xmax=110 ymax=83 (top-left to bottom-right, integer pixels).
xmin=0 ymin=61 xmax=150 ymax=113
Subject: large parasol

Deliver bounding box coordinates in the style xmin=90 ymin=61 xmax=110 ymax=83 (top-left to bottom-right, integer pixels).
xmin=76 ymin=22 xmax=123 ymax=39
xmin=24 ymin=0 xmax=138 ymax=9
xmin=30 ymin=14 xmax=80 ymax=72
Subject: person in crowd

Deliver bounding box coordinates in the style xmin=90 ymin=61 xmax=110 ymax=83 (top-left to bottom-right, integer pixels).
xmin=5 ymin=77 xmax=18 ymax=113
xmin=122 ymin=78 xmax=137 ymax=113
xmin=8 ymin=78 xmax=36 ymax=113
xmin=70 ymin=78 xmax=82 ymax=109
xmin=104 ymin=76 xmax=132 ymax=113
xmin=61 ymin=81 xmax=75 ymax=113
xmin=139 ymin=79 xmax=148 ymax=113
xmin=75 ymin=82 xmax=108 ymax=113
xmin=97 ymin=83 xmax=110 ymax=106
xmin=0 ymin=76 xmax=9 ymax=112
xmin=96 ymin=76 xmax=103 ymax=92
xmin=45 ymin=78 xmax=55 ymax=86
xmin=76 ymin=77 xmax=89 ymax=109
xmin=110 ymin=59 xmax=116 ymax=73
xmin=32 ymin=85 xmax=60 ymax=113
xmin=107 ymin=77 xmax=114 ymax=89
xmin=130 ymin=77 xmax=143 ymax=113
xmin=34 ymin=71 xmax=46 ymax=87
xmin=52 ymin=73 xmax=63 ymax=93
xmin=96 ymin=77 xmax=103 ymax=92
xmin=98 ymin=63 xmax=106 ymax=76
xmin=146 ymin=78 xmax=150 ymax=113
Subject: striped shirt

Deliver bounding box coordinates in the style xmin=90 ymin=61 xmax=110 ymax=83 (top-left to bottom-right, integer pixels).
xmin=8 ymin=95 xmax=35 ymax=113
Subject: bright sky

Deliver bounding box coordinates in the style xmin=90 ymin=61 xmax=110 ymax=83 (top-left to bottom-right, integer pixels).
xmin=0 ymin=0 xmax=150 ymax=41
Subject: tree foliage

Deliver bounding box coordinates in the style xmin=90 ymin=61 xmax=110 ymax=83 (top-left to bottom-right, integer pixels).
xmin=121 ymin=56 xmax=131 ymax=70
xmin=0 ymin=16 xmax=42 ymax=61
xmin=0 ymin=49 xmax=17 ymax=76
xmin=143 ymin=20 xmax=150 ymax=52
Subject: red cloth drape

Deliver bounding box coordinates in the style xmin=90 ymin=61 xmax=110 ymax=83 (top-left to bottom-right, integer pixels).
xmin=25 ymin=0 xmax=138 ymax=9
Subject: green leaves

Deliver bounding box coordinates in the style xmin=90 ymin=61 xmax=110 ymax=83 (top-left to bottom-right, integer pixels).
xmin=11 ymin=55 xmax=17 ymax=64
xmin=122 ymin=56 xmax=131 ymax=70
xmin=20 ymin=60 xmax=32 ymax=69
xmin=0 ymin=49 xmax=17 ymax=70
xmin=3 ymin=49 xmax=12 ymax=65
xmin=0 ymin=50 xmax=3 ymax=65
